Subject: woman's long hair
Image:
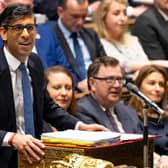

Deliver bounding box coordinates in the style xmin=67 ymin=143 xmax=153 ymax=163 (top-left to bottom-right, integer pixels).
xmin=93 ymin=0 xmax=128 ymax=41
xmin=128 ymin=65 xmax=168 ymax=118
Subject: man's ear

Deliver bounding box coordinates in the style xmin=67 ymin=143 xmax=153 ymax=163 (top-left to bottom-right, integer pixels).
xmin=57 ymin=6 xmax=64 ymax=17
xmin=0 ymin=27 xmax=7 ymax=41
xmin=88 ymin=77 xmax=96 ymax=92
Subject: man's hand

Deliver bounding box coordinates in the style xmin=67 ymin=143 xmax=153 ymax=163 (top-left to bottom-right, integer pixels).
xmin=10 ymin=133 xmax=45 ymax=164
xmin=79 ymin=123 xmax=110 ymax=131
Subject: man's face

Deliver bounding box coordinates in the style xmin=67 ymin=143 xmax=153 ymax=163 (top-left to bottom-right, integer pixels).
xmin=155 ymin=0 xmax=168 ymax=15
xmin=89 ymin=65 xmax=124 ymax=108
xmin=57 ymin=0 xmax=88 ymax=32
xmin=0 ymin=15 xmax=36 ymax=62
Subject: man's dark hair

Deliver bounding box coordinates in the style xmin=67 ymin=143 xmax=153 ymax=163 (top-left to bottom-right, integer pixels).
xmin=58 ymin=0 xmax=87 ymax=9
xmin=0 ymin=3 xmax=34 ymax=26
xmin=87 ymin=56 xmax=123 ymax=89
xmin=88 ymin=56 xmax=120 ymax=78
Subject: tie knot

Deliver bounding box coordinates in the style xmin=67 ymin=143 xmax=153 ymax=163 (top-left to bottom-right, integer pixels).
xmin=19 ymin=63 xmax=26 ymax=71
xmin=70 ymin=32 xmax=78 ymax=39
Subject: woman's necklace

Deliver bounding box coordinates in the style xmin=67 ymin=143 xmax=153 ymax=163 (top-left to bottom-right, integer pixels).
xmin=109 ymin=39 xmax=123 ymax=54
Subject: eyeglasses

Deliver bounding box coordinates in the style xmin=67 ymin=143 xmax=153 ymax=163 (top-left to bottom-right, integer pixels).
xmin=93 ymin=76 xmax=126 ymax=84
xmin=4 ymin=24 xmax=36 ymax=34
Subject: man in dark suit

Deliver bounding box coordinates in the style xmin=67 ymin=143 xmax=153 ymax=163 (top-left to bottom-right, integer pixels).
xmin=131 ymin=0 xmax=168 ymax=60
xmin=0 ymin=0 xmax=61 ymax=69
xmin=0 ymin=24 xmax=60 ymax=68
xmin=0 ymin=4 xmax=108 ymax=168
xmin=76 ymin=56 xmax=141 ymax=133
xmin=48 ymin=0 xmax=106 ymax=93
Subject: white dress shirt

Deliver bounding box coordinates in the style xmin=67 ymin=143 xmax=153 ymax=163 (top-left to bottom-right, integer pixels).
xmin=158 ymin=8 xmax=168 ymax=21
xmin=101 ymin=105 xmax=125 ymax=133
xmin=2 ymin=47 xmax=81 ymax=146
xmin=58 ymin=18 xmax=92 ymax=71
xmin=2 ymin=47 xmax=30 ymax=146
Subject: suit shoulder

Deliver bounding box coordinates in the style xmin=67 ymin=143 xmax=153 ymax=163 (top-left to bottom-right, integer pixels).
xmin=29 ymin=52 xmax=41 ymax=61
xmin=115 ymin=102 xmax=139 ymax=121
xmin=81 ymin=27 xmax=99 ymax=37
xmin=78 ymin=94 xmax=91 ymax=105
xmin=115 ymin=102 xmax=137 ymax=113
xmin=77 ymin=95 xmax=97 ymax=111
xmin=135 ymin=7 xmax=156 ymax=22
xmin=37 ymin=24 xmax=56 ymax=37
xmin=132 ymin=7 xmax=156 ymax=33
xmin=29 ymin=53 xmax=44 ymax=68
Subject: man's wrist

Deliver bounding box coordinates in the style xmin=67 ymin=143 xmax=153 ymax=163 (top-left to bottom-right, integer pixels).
xmin=2 ymin=132 xmax=13 ymax=146
xmin=75 ymin=121 xmax=83 ymax=130
xmin=8 ymin=133 xmax=16 ymax=146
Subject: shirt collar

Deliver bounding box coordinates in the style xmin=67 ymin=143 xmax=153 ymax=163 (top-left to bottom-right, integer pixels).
xmin=58 ymin=18 xmax=80 ymax=38
xmin=58 ymin=18 xmax=72 ymax=39
xmin=100 ymin=105 xmax=114 ymax=114
xmin=157 ymin=8 xmax=168 ymax=21
xmin=4 ymin=46 xmax=29 ymax=72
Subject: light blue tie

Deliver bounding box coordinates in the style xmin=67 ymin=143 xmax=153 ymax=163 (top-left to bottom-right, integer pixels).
xmin=70 ymin=32 xmax=86 ymax=80
xmin=19 ymin=63 xmax=35 ymax=136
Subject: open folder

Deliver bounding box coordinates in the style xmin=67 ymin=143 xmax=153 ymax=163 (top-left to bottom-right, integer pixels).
xmin=41 ymin=130 xmax=121 ymax=147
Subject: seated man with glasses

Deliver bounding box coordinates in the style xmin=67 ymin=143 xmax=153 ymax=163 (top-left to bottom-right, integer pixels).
xmin=75 ymin=56 xmax=141 ymax=133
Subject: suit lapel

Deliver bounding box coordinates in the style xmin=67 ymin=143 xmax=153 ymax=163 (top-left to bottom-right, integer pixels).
xmin=114 ymin=103 xmax=130 ymax=132
xmin=27 ymin=54 xmax=40 ymax=109
xmin=0 ymin=48 xmax=16 ymax=129
xmin=87 ymin=95 xmax=114 ymax=130
xmin=80 ymin=29 xmax=95 ymax=61
xmin=27 ymin=54 xmax=42 ymax=136
xmin=149 ymin=7 xmax=168 ymax=46
xmin=55 ymin=24 xmax=82 ymax=79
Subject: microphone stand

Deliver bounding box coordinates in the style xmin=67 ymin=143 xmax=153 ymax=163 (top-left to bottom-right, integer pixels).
xmin=143 ymin=104 xmax=149 ymax=168
xmin=125 ymin=82 xmax=164 ymax=167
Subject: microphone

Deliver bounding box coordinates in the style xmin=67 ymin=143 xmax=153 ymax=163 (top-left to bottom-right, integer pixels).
xmin=125 ymin=82 xmax=164 ymax=115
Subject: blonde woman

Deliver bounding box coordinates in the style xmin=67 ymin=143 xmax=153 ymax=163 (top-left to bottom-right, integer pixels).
xmin=94 ymin=0 xmax=168 ymax=78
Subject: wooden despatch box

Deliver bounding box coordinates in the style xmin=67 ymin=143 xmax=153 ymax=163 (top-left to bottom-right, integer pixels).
xmin=18 ymin=139 xmax=154 ymax=168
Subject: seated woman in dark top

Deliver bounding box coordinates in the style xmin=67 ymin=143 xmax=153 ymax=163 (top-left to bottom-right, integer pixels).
xmin=128 ymin=65 xmax=168 ymax=166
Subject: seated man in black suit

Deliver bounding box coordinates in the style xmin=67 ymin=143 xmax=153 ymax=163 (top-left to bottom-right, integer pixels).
xmin=48 ymin=0 xmax=106 ymax=93
xmin=76 ymin=56 xmax=141 ymax=133
xmin=132 ymin=0 xmax=168 ymax=60
xmin=0 ymin=4 xmax=108 ymax=168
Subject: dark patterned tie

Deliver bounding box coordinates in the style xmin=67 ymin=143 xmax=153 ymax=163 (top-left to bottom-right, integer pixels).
xmin=106 ymin=109 xmax=120 ymax=132
xmin=19 ymin=63 xmax=35 ymax=136
xmin=70 ymin=32 xmax=86 ymax=80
